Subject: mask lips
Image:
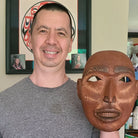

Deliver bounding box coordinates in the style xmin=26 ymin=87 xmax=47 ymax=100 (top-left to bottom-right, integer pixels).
xmin=95 ymin=108 xmax=121 ymax=122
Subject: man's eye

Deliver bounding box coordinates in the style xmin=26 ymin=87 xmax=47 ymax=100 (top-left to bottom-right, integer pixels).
xmin=58 ymin=32 xmax=66 ymax=36
xmin=120 ymin=76 xmax=131 ymax=83
xmin=40 ymin=29 xmax=48 ymax=33
xmin=88 ymin=76 xmax=101 ymax=82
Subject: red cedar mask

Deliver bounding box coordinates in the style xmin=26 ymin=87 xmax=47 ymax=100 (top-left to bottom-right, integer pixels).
xmin=77 ymin=51 xmax=138 ymax=132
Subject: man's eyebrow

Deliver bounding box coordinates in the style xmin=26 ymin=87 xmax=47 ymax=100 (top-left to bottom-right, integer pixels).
xmin=37 ymin=25 xmax=49 ymax=30
xmin=84 ymin=65 xmax=108 ymax=75
xmin=56 ymin=28 xmax=68 ymax=34
xmin=114 ymin=66 xmax=134 ymax=74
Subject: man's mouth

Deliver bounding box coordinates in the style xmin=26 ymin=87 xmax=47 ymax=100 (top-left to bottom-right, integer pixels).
xmin=43 ymin=50 xmax=58 ymax=55
xmin=95 ymin=108 xmax=121 ymax=122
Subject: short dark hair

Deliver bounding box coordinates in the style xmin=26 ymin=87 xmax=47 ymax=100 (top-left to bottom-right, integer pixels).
xmin=30 ymin=2 xmax=75 ymax=38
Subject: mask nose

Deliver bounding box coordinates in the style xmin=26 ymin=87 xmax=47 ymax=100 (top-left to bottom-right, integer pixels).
xmin=103 ymin=79 xmax=116 ymax=103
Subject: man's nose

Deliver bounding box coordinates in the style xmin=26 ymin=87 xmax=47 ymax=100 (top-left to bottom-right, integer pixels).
xmin=103 ymin=79 xmax=116 ymax=103
xmin=46 ymin=31 xmax=57 ymax=45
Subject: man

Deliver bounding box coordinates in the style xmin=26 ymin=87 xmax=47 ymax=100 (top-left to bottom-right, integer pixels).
xmin=0 ymin=3 xmax=119 ymax=137
xmin=77 ymin=50 xmax=138 ymax=132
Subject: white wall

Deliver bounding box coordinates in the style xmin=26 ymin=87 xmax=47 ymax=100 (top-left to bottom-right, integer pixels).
xmin=0 ymin=0 xmax=28 ymax=91
xmin=0 ymin=0 xmax=129 ymax=137
xmin=92 ymin=0 xmax=128 ymax=53
xmin=128 ymin=0 xmax=138 ymax=32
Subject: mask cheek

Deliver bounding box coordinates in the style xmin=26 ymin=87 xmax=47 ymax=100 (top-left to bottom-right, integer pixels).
xmin=136 ymin=80 xmax=138 ymax=96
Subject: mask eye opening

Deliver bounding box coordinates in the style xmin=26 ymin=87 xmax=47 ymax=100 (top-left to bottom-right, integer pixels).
xmin=120 ymin=76 xmax=131 ymax=83
xmin=88 ymin=76 xmax=101 ymax=82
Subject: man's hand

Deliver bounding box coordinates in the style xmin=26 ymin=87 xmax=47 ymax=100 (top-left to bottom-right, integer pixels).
xmin=100 ymin=131 xmax=120 ymax=138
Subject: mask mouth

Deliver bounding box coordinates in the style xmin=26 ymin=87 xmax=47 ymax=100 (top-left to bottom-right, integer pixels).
xmin=95 ymin=108 xmax=121 ymax=122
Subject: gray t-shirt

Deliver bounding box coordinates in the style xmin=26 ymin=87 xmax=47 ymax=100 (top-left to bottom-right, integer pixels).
xmin=0 ymin=77 xmax=99 ymax=138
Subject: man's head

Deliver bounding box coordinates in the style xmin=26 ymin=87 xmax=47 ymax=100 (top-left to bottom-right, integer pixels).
xmin=29 ymin=2 xmax=74 ymax=70
xmin=30 ymin=3 xmax=74 ymax=39
xmin=15 ymin=58 xmax=20 ymax=65
xmin=77 ymin=50 xmax=138 ymax=131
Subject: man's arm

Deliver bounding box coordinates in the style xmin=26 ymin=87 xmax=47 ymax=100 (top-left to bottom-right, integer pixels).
xmin=100 ymin=131 xmax=120 ymax=138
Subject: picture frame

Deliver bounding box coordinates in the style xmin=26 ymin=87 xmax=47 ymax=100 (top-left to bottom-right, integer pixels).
xmin=6 ymin=0 xmax=91 ymax=74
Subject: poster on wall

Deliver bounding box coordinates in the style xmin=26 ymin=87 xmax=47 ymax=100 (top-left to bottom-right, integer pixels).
xmin=6 ymin=0 xmax=91 ymax=74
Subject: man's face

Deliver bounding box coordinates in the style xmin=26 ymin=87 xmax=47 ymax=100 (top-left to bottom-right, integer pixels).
xmin=15 ymin=58 xmax=20 ymax=65
xmin=77 ymin=51 xmax=138 ymax=131
xmin=29 ymin=9 xmax=72 ymax=69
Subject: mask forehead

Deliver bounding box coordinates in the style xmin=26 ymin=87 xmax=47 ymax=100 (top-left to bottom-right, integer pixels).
xmin=83 ymin=51 xmax=134 ymax=76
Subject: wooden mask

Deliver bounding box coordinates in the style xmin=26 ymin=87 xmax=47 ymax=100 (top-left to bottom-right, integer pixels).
xmin=77 ymin=51 xmax=138 ymax=131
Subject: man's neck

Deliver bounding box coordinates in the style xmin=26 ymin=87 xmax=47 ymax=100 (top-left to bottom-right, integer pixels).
xmin=29 ymin=68 xmax=68 ymax=88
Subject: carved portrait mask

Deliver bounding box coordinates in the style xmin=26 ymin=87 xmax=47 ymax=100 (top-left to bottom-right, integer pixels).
xmin=77 ymin=51 xmax=138 ymax=131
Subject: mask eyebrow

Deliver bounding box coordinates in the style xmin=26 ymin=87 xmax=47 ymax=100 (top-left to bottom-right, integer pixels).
xmin=83 ymin=65 xmax=109 ymax=76
xmin=114 ymin=66 xmax=134 ymax=75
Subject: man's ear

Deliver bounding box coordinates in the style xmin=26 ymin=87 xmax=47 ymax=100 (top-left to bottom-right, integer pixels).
xmin=28 ymin=29 xmax=33 ymax=50
xmin=77 ymin=79 xmax=82 ymax=100
xmin=68 ymin=38 xmax=73 ymax=53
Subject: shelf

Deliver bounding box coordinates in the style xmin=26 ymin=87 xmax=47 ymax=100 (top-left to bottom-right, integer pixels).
xmin=125 ymin=129 xmax=138 ymax=137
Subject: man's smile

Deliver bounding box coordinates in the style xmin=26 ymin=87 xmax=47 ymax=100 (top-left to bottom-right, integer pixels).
xmin=43 ymin=50 xmax=59 ymax=55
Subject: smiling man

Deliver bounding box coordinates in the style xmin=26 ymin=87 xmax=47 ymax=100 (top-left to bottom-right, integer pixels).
xmin=0 ymin=3 xmax=119 ymax=137
xmin=77 ymin=50 xmax=138 ymax=132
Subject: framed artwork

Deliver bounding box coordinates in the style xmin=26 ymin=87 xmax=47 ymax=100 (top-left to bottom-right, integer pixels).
xmin=6 ymin=0 xmax=91 ymax=74
xmin=71 ymin=54 xmax=86 ymax=69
